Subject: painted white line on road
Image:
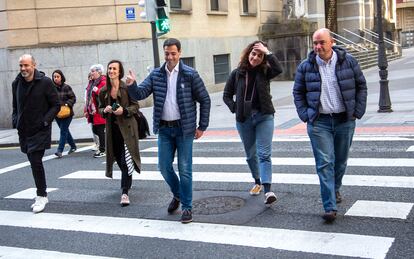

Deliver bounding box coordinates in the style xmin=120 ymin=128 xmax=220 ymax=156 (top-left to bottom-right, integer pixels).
xmin=0 ymin=146 xmax=93 ymax=175
xmin=61 ymin=171 xmax=414 ymax=188
xmin=5 ymin=188 xmax=58 ymax=199
xmin=407 ymin=145 xmax=414 ymax=152
xmin=0 ymin=210 xmax=394 ymax=259
xmin=136 ymin=136 xmax=414 ymax=143
xmin=135 ymin=156 xmax=414 ymax=167
xmin=141 ymin=147 xmax=158 ymax=152
xmin=345 ymin=200 xmax=414 ymax=219
xmin=0 ymin=245 xmax=120 ymax=259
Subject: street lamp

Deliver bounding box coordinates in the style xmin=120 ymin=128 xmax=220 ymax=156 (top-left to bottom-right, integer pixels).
xmin=376 ymin=0 xmax=392 ymax=112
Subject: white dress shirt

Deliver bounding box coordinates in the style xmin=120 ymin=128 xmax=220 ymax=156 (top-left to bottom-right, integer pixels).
xmin=161 ymin=62 xmax=181 ymax=121
xmin=316 ymin=51 xmax=346 ymax=114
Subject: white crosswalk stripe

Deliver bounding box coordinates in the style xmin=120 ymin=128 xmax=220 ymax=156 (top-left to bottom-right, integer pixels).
xmin=60 ymin=170 xmax=414 ymax=188
xmin=0 ymin=210 xmax=394 ymax=259
xmin=0 ymin=245 xmax=119 ymax=259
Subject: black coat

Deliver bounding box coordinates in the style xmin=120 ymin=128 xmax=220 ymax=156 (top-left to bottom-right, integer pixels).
xmin=223 ymin=54 xmax=283 ymax=122
xmin=12 ymin=69 xmax=60 ymax=153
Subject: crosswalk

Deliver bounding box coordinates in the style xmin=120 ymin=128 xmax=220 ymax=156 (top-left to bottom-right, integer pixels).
xmin=0 ymin=138 xmax=413 ymax=258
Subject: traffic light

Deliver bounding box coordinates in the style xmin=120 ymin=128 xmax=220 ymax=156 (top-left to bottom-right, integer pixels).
xmin=138 ymin=0 xmax=170 ymax=35
xmin=155 ymin=0 xmax=170 ymax=34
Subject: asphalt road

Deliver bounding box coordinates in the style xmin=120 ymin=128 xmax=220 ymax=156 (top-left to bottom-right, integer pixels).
xmin=0 ymin=138 xmax=413 ymax=258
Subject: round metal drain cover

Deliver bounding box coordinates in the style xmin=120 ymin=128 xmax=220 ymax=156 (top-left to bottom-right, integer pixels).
xmin=193 ymin=196 xmax=245 ymax=215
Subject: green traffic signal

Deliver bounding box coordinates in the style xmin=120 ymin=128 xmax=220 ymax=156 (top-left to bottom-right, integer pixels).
xmin=156 ymin=18 xmax=170 ymax=33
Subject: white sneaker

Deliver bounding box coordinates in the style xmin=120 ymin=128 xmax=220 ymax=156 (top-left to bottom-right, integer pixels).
xmin=264 ymin=192 xmax=277 ymax=207
xmin=32 ymin=196 xmax=48 ymax=213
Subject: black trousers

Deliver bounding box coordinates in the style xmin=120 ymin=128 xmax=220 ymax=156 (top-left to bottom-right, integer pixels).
xmin=27 ymin=150 xmax=47 ymax=197
xmin=111 ymin=122 xmax=132 ymax=194
xmin=92 ymin=124 xmax=105 ymax=152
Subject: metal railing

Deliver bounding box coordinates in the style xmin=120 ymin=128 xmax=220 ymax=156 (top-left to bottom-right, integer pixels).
xmin=330 ymin=31 xmax=368 ymax=52
xmin=361 ymin=28 xmax=401 ymax=47
xmin=343 ymin=28 xmax=378 ymax=47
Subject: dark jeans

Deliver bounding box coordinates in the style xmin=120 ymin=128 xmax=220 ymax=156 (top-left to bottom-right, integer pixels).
xmin=27 ymin=150 xmax=47 ymax=197
xmin=92 ymin=124 xmax=105 ymax=152
xmin=112 ymin=122 xmax=132 ymax=193
xmin=55 ymin=116 xmax=76 ymax=153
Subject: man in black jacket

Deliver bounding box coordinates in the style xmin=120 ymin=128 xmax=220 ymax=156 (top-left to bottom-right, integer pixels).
xmin=12 ymin=54 xmax=60 ymax=213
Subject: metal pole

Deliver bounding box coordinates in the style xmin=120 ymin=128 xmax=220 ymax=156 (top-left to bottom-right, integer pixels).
xmin=151 ymin=21 xmax=160 ymax=68
xmin=376 ymin=0 xmax=392 ymax=112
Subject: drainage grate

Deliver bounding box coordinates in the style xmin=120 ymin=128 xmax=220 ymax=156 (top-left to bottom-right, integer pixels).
xmin=193 ymin=196 xmax=245 ymax=215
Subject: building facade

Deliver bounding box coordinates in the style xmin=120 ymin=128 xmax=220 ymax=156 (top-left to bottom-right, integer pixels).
xmin=0 ymin=0 xmax=397 ymax=127
xmin=397 ymin=0 xmax=414 ymax=47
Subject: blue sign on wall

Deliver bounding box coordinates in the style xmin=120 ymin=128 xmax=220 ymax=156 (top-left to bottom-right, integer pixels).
xmin=126 ymin=7 xmax=136 ymax=21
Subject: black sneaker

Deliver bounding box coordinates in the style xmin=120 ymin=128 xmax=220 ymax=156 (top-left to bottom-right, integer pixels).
xmin=181 ymin=209 xmax=193 ymax=224
xmin=54 ymin=152 xmax=62 ymax=158
xmin=68 ymin=147 xmax=77 ymax=154
xmin=167 ymin=197 xmax=180 ymax=214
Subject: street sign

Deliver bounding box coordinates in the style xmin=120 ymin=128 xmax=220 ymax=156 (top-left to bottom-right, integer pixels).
xmin=126 ymin=7 xmax=136 ymax=21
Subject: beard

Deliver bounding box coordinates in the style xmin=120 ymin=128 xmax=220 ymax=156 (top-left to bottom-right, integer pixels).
xmin=21 ymin=71 xmax=30 ymax=78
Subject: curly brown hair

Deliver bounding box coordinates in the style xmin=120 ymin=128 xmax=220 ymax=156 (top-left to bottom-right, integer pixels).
xmin=238 ymin=40 xmax=269 ymax=72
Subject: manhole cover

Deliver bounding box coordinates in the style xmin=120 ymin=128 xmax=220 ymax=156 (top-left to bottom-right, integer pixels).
xmin=193 ymin=196 xmax=245 ymax=215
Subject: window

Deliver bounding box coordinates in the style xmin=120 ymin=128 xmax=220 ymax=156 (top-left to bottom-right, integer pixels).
xmin=181 ymin=57 xmax=195 ymax=68
xmin=213 ymin=54 xmax=230 ymax=84
xmin=211 ymin=0 xmax=219 ymax=11
xmin=170 ymin=0 xmax=182 ymax=9
xmin=240 ymin=0 xmax=257 ymax=16
xmin=170 ymin=0 xmax=192 ymax=13
xmin=242 ymin=0 xmax=248 ymax=13
xmin=207 ymin=0 xmax=228 ymax=14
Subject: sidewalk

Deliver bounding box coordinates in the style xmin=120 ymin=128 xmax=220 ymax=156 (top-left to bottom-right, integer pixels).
xmin=1 ymin=48 xmax=413 ymax=147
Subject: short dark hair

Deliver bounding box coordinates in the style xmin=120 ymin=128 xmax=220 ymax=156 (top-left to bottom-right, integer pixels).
xmin=52 ymin=69 xmax=66 ymax=85
xmin=163 ymin=38 xmax=181 ymax=51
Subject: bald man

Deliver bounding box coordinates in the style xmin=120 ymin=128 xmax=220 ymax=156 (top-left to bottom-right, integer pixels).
xmin=12 ymin=54 xmax=59 ymax=213
xmin=293 ymin=28 xmax=367 ymax=222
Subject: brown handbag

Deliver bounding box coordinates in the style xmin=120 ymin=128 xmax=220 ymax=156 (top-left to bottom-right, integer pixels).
xmin=57 ymin=105 xmax=71 ymax=119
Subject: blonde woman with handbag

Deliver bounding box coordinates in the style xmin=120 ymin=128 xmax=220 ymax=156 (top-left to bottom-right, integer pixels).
xmin=52 ymin=70 xmax=77 ymax=158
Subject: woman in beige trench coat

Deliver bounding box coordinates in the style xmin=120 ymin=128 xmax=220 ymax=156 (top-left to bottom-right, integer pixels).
xmin=98 ymin=60 xmax=141 ymax=206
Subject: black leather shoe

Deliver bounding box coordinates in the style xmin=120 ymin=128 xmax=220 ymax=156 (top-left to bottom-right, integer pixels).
xmin=167 ymin=197 xmax=180 ymax=214
xmin=181 ymin=209 xmax=193 ymax=224
xmin=336 ymin=191 xmax=342 ymax=204
xmin=322 ymin=211 xmax=337 ymax=222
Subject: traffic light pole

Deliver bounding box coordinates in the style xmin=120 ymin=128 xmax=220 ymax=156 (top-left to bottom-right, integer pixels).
xmin=151 ymin=21 xmax=160 ymax=68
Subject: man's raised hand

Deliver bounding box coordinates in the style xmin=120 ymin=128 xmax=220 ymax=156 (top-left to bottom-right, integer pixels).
xmin=126 ymin=70 xmax=136 ymax=86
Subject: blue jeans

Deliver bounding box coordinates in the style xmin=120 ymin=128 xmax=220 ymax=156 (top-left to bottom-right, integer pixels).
xmin=236 ymin=112 xmax=274 ymax=184
xmin=307 ymin=114 xmax=355 ymax=212
xmin=158 ymin=126 xmax=194 ymax=210
xmin=55 ymin=116 xmax=76 ymax=153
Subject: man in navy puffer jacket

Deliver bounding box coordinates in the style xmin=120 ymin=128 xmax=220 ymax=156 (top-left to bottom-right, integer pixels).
xmin=293 ymin=28 xmax=367 ymax=222
xmin=127 ymin=38 xmax=211 ymax=224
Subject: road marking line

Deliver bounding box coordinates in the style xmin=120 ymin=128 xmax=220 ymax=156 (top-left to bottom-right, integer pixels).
xmin=0 ymin=245 xmax=120 ymax=258
xmin=407 ymin=145 xmax=414 ymax=152
xmin=134 ymin=156 xmax=414 ymax=167
xmin=5 ymin=188 xmax=58 ymax=199
xmin=0 ymin=146 xmax=93 ymax=175
xmin=141 ymin=147 xmax=158 ymax=152
xmin=0 ymin=210 xmax=394 ymax=259
xmin=134 ymin=136 xmax=414 ymax=142
xmin=345 ymin=200 xmax=414 ymax=219
xmin=61 ymin=171 xmax=414 ymax=188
